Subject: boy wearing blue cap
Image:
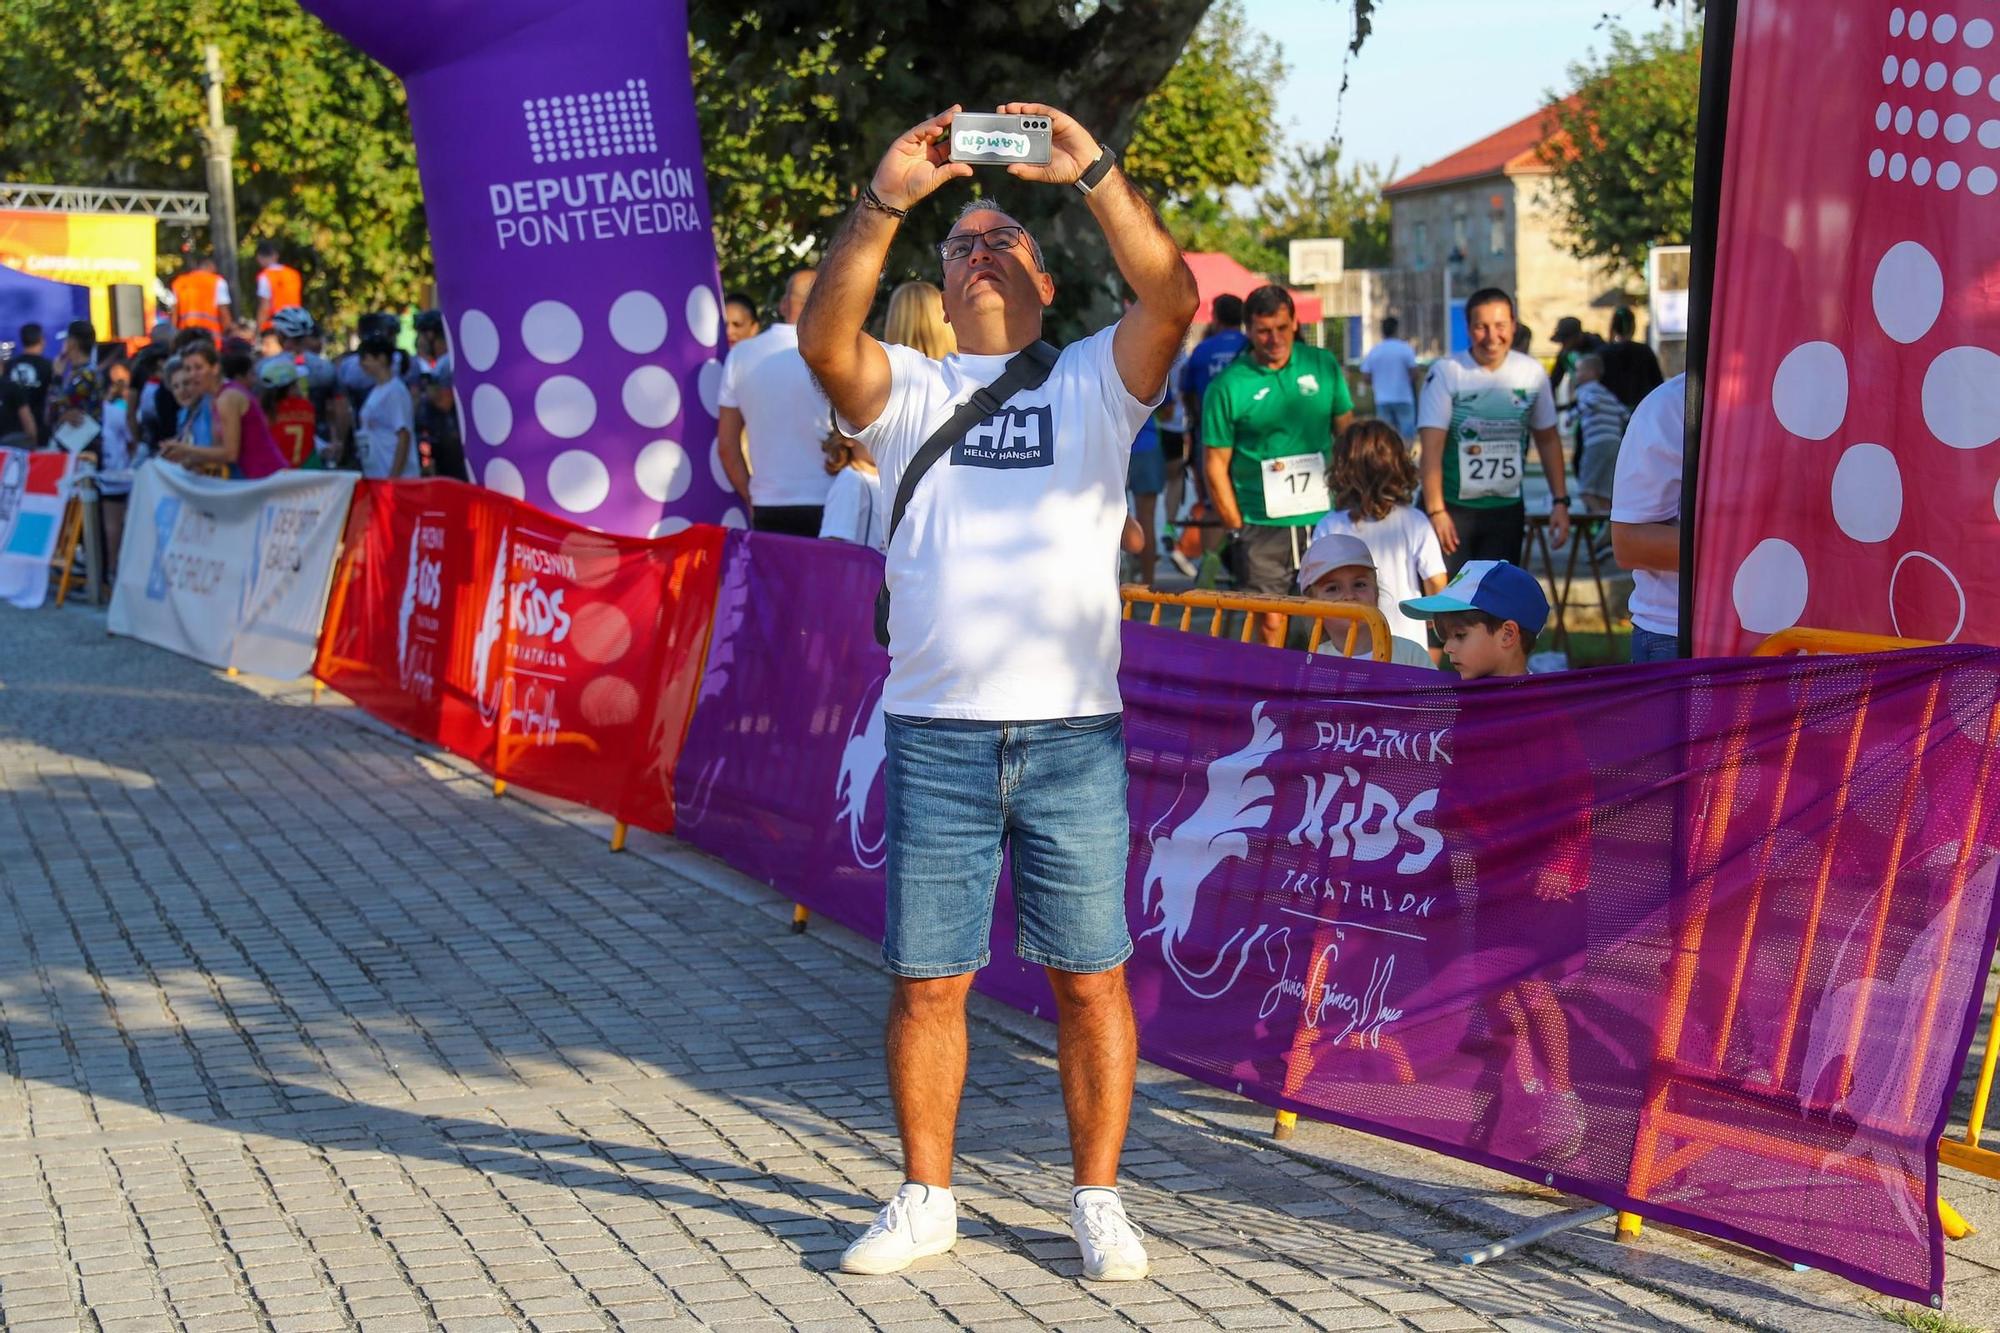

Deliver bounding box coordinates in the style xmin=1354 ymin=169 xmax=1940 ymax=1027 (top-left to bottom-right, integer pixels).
xmin=1399 ymin=559 xmax=1550 ymax=680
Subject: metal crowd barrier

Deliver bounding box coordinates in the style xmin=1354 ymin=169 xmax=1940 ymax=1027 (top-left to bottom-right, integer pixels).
xmin=1122 ymin=585 xmax=1394 ymax=1139
xmin=1721 ymin=625 xmax=1999 ymax=1252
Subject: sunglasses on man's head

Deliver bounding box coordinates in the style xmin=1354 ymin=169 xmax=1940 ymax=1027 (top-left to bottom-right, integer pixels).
xmin=937 ymin=225 xmax=1029 ymax=264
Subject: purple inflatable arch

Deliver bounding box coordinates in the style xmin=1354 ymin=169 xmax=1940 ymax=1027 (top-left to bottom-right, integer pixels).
xmin=302 ymin=0 xmax=737 ymax=535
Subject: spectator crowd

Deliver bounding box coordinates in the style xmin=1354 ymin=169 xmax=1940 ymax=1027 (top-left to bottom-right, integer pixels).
xmin=0 ymin=237 xmax=1682 ymax=669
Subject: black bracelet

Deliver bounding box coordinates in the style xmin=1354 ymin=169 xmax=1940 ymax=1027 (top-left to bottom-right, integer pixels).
xmin=859 ymin=186 xmax=907 ymax=219
xmin=1551 ymin=496 xmax=1572 ymax=507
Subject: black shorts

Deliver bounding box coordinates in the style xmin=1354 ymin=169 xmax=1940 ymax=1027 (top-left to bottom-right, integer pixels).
xmin=1159 ymin=428 xmax=1187 ymax=465
xmin=1444 ymin=502 xmax=1526 ymax=573
xmin=1228 ymin=522 xmax=1311 ymax=597
xmin=751 ymin=505 xmax=824 ymax=537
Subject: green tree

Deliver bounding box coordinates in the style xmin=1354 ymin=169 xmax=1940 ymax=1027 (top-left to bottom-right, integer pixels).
xmin=687 ymin=0 xmax=1221 ymax=332
xmin=1 ymin=0 xmax=1231 ymax=332
xmin=1156 ymin=143 xmax=1391 ymax=283
xmin=1255 ymin=141 xmax=1393 ymax=271
xmin=1124 ymin=0 xmax=1285 ymax=211
xmin=0 ymin=0 xmax=429 ymax=327
xmin=1538 ymin=27 xmax=1701 ymax=275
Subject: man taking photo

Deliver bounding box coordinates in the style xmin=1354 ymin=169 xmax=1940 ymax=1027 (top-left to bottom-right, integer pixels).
xmin=1201 ymin=285 xmax=1355 ymax=646
xmin=799 ymin=101 xmax=1196 ymax=1283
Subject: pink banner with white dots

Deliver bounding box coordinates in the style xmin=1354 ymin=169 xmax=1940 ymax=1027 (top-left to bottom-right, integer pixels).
xmin=1695 ymin=0 xmax=2000 ymax=654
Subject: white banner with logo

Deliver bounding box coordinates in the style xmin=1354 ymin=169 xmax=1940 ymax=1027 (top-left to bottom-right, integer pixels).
xmin=108 ymin=465 xmax=358 ymax=677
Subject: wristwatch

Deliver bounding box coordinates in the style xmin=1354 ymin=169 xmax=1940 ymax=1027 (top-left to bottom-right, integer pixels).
xmin=1075 ymin=147 xmax=1117 ymax=196
xmin=1551 ymin=496 xmax=1572 ymax=508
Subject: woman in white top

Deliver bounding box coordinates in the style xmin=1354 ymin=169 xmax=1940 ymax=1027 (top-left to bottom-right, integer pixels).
xmin=817 ymin=429 xmax=885 ymax=553
xmin=354 ymin=336 xmax=417 ymax=479
xmin=1312 ymin=418 xmax=1448 ymax=648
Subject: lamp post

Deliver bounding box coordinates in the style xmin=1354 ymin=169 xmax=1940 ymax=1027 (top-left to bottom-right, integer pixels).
xmin=199 ymin=44 xmax=241 ymax=297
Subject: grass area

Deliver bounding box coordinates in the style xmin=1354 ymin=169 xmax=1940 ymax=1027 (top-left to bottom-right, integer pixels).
xmin=1875 ymin=1302 xmax=1986 ymax=1333
xmin=1558 ymin=628 xmax=1634 ymax=668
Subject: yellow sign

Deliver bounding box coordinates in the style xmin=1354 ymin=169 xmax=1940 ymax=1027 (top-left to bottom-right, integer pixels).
xmin=0 ymin=211 xmax=157 ymax=335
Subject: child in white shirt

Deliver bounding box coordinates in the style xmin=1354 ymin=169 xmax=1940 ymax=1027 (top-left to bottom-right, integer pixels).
xmin=817 ymin=430 xmax=885 ymax=553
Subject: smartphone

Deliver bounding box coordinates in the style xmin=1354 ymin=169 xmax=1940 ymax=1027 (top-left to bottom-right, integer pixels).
xmin=948 ymin=112 xmax=1053 ymax=166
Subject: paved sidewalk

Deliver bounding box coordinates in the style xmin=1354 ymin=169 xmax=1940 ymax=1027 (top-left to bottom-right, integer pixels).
xmin=0 ymin=602 xmax=1965 ymax=1332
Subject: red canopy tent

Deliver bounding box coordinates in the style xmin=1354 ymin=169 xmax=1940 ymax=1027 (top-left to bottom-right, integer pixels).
xmin=1182 ymin=251 xmax=1322 ymax=325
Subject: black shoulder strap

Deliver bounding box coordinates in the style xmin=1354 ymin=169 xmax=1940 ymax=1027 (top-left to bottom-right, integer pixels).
xmin=884 ymin=340 xmax=1059 ymax=540
xmin=873 ymin=340 xmax=1059 ymax=648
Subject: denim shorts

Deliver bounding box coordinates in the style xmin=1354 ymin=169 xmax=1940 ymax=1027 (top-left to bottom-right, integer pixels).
xmin=882 ymin=713 xmax=1132 ymax=978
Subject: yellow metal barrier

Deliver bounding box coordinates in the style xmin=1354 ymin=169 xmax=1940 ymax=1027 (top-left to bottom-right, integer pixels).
xmin=1120 ymin=585 xmax=1393 ymax=663
xmin=1750 ymin=627 xmax=1938 ymax=657
xmin=1122 ymin=585 xmax=1393 ymax=1140
xmin=1618 ymin=626 xmax=1994 ymax=1252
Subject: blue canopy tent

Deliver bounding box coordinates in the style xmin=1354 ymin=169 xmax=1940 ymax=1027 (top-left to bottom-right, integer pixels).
xmin=0 ymin=264 xmax=90 ymax=352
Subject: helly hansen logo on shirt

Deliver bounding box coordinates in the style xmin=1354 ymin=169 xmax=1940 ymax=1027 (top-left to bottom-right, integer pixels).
xmin=953 ymin=405 xmax=1053 ymax=469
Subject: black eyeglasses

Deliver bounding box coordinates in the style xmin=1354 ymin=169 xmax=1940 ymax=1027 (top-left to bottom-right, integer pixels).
xmin=937 ymin=224 xmax=1030 ymax=264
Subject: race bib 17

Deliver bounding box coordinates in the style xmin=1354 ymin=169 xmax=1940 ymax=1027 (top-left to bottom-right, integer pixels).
xmin=1261 ymin=451 xmax=1330 ymax=519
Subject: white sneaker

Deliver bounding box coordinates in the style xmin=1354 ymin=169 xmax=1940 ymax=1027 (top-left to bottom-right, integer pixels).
xmin=1070 ymin=1187 xmax=1148 ymax=1281
xmin=839 ymin=1182 xmax=957 ymax=1274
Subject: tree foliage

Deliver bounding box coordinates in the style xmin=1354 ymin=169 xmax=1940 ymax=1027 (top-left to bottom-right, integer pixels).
xmin=1124 ymin=1 xmax=1285 ymax=211
xmin=2 ymin=0 xmax=1311 ymax=332
xmin=1538 ymin=27 xmax=1701 ymax=275
xmin=1256 ymin=142 xmax=1393 ymax=270
xmin=0 ymin=0 xmax=430 ymax=325
xmin=687 ymin=0 xmax=1219 ymax=331
xmin=1159 ymin=142 xmax=1392 ymax=282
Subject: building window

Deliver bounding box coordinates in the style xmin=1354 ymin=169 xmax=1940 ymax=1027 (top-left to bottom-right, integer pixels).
xmin=1413 ymin=221 xmax=1429 ymax=269
xmin=1452 ymin=214 xmax=1468 ymax=254
xmin=1489 ymin=207 xmax=1507 ymax=257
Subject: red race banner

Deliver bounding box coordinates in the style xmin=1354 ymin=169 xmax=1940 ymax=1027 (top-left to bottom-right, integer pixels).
xmin=314 ymin=479 xmax=723 ymax=831
xmin=1694 ymin=0 xmax=2000 ymax=653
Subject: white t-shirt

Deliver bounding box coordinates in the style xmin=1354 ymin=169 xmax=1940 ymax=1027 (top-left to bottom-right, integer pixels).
xmin=214 ymin=277 xmax=233 ymax=307
xmin=819 ymin=465 xmax=885 ymax=553
xmin=841 ymin=324 xmax=1160 ymax=720
xmin=1610 ymin=373 xmax=1685 ymax=638
xmin=1418 ymin=351 xmax=1558 ymax=506
xmin=717 ymin=322 xmax=834 ymax=508
xmin=1310 ymin=504 xmax=1447 ymax=645
xmin=1359 ymin=338 xmax=1418 ymax=406
xmin=357 ymin=377 xmax=416 ymax=479
xmin=1318 ymin=634 xmax=1434 ymax=670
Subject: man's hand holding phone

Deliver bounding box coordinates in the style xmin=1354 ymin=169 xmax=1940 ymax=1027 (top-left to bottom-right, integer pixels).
xmin=868 ymin=106 xmax=975 ymax=213
xmin=991 ymin=102 xmax=1100 ymax=187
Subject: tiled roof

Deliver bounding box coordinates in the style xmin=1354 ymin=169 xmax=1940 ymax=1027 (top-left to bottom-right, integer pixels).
xmin=1384 ymin=99 xmax=1578 ymax=195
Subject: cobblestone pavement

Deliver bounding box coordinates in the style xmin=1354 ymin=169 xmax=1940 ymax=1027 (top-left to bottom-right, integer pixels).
xmin=0 ymin=603 xmax=1923 ymax=1333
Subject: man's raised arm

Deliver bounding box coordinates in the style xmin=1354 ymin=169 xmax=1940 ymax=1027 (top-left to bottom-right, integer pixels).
xmin=998 ymin=102 xmax=1197 ymax=403
xmin=798 ymin=107 xmax=972 ymax=432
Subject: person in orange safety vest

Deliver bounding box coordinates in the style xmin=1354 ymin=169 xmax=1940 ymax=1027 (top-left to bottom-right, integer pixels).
xmin=254 ymin=241 xmax=303 ymax=328
xmin=171 ymin=255 xmax=234 ymax=334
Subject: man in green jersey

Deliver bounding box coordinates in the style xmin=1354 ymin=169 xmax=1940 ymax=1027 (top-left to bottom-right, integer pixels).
xmin=1417 ymin=287 xmax=1570 ymax=574
xmin=1201 ymin=285 xmax=1355 ymax=646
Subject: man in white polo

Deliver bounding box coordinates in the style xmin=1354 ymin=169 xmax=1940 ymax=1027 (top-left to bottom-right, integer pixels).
xmin=716 ymin=268 xmax=833 ymax=535
xmin=799 ymin=102 xmax=1196 ymax=1282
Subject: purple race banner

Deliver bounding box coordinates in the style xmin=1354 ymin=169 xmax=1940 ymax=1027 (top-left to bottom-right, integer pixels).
xmin=678 ymin=531 xmax=2000 ymax=1305
xmin=303 ymin=0 xmax=734 ymax=537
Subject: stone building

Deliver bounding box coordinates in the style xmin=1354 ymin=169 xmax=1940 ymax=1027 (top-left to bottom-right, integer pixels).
xmin=1378 ymin=102 xmax=1642 ymax=357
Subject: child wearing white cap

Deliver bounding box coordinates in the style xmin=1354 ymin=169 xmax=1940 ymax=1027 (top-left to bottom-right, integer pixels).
xmin=1296 ymin=532 xmax=1436 ymax=669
